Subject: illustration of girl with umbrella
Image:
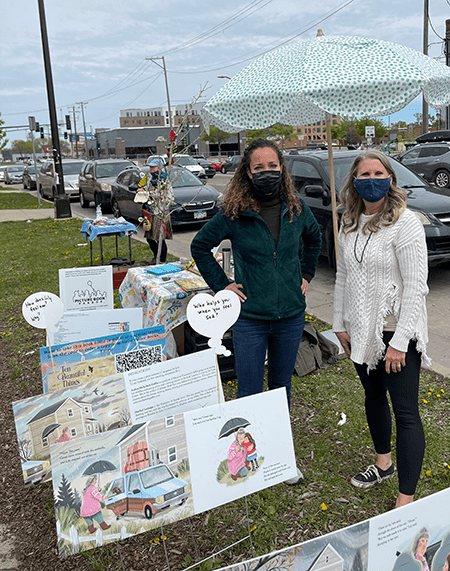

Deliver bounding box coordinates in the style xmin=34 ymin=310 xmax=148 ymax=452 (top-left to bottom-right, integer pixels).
xmin=227 ymin=428 xmax=249 ymax=481
xmin=80 ymin=475 xmax=111 ymax=534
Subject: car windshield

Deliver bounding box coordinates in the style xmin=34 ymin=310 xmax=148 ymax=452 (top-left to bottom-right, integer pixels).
xmin=175 ymin=156 xmax=197 ymax=166
xmin=8 ymin=166 xmax=25 ymax=172
xmin=323 ymin=156 xmax=427 ymax=193
xmin=26 ymin=166 xmax=40 ymax=174
xmin=62 ymin=162 xmax=83 ymax=175
xmin=96 ymin=162 xmax=133 ymax=178
xmin=140 ymin=465 xmax=174 ymax=489
xmin=169 ymin=167 xmax=201 ymax=187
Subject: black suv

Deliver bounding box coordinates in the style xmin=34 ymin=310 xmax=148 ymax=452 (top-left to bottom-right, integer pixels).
xmin=284 ymin=150 xmax=450 ymax=267
xmin=396 ymin=142 xmax=450 ymax=189
xmin=78 ymin=158 xmax=135 ymax=209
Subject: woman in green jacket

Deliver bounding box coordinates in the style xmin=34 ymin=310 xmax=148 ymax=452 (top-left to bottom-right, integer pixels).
xmin=191 ymin=139 xmax=321 ymax=480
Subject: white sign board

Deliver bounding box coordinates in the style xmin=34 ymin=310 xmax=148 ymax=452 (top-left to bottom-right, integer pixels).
xmin=59 ymin=266 xmax=113 ymax=312
xmin=365 ymin=125 xmax=375 ymax=138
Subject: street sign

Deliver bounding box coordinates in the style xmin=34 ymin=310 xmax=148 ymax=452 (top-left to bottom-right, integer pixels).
xmin=69 ymin=134 xmax=80 ymax=142
xmin=365 ymin=125 xmax=375 ymax=138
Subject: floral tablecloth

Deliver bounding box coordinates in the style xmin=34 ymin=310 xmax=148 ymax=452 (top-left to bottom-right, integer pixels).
xmin=119 ymin=266 xmax=201 ymax=331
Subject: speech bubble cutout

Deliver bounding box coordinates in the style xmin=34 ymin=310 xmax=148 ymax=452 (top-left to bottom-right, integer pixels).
xmin=22 ymin=292 xmax=64 ymax=333
xmin=186 ymin=290 xmax=241 ymax=356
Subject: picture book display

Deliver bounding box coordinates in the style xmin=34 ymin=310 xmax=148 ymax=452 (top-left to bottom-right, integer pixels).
xmin=58 ymin=266 xmax=113 ymax=312
xmin=40 ymin=326 xmax=166 ymax=392
xmin=50 ymin=388 xmax=296 ymax=556
xmin=13 ymin=349 xmax=222 ymax=487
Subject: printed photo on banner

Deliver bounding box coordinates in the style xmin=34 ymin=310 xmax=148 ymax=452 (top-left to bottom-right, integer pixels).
xmin=58 ymin=266 xmax=113 ymax=312
xmin=13 ymin=348 xmax=222 ymax=487
xmin=50 ymin=389 xmax=295 ymax=557
xmin=47 ymin=307 xmax=143 ymax=346
xmin=40 ymin=325 xmax=166 ymax=392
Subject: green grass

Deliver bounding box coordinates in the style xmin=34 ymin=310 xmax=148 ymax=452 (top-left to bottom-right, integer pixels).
xmin=0 ymin=215 xmax=449 ymax=570
xmin=0 ymin=191 xmax=53 ymax=209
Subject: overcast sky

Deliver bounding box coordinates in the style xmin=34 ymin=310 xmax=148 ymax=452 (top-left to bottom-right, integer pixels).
xmin=2 ymin=0 xmax=449 ymax=143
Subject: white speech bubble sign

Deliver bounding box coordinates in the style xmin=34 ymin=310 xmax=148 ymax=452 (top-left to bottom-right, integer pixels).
xmin=186 ymin=290 xmax=241 ymax=356
xmin=22 ymin=292 xmax=64 ymax=332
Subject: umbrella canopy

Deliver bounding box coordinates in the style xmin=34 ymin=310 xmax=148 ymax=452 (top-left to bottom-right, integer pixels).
xmin=218 ymin=417 xmax=250 ymax=439
xmin=42 ymin=423 xmax=60 ymax=439
xmin=202 ymin=34 xmax=450 ymax=133
xmin=82 ymin=460 xmax=117 ymax=476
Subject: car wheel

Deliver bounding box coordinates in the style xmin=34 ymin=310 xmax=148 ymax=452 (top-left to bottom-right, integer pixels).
xmin=221 ymin=166 xmax=227 ymax=174
xmin=80 ymin=189 xmax=89 ymax=208
xmin=111 ymin=199 xmax=122 ymax=218
xmin=144 ymin=505 xmax=153 ymax=519
xmin=23 ymin=180 xmax=28 ymax=190
xmin=434 ymin=169 xmax=450 ymax=188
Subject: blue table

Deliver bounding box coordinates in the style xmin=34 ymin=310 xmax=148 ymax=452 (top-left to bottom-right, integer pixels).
xmin=80 ymin=219 xmax=137 ymax=266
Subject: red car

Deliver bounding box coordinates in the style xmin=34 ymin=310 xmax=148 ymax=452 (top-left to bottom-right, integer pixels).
xmin=209 ymin=161 xmax=222 ymax=171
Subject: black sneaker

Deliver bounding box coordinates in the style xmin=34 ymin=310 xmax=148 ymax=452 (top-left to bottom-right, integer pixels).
xmin=350 ymin=464 xmax=395 ymax=489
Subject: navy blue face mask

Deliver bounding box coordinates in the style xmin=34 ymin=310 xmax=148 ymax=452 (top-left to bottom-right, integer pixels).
xmin=353 ymin=177 xmax=391 ymax=203
xmin=251 ymin=170 xmax=282 ymax=198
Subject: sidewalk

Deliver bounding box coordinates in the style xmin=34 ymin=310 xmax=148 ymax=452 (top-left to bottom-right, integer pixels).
xmin=0 ymin=208 xmax=54 ymax=222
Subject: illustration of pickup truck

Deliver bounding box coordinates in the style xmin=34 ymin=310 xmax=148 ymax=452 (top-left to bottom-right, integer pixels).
xmin=104 ymin=463 xmax=191 ymax=519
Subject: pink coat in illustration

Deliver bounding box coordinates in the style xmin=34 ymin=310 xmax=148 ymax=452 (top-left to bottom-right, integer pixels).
xmin=80 ymin=485 xmax=105 ymax=517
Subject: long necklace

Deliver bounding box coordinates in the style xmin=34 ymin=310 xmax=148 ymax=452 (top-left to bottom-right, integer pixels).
xmin=354 ymin=232 xmax=372 ymax=264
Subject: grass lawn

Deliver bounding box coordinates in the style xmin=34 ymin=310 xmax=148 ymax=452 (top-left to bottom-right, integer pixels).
xmin=0 ymin=191 xmax=53 ymax=209
xmin=0 ymin=215 xmax=448 ymax=571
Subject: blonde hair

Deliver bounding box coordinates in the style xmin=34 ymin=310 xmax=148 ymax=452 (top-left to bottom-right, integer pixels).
xmin=339 ymin=150 xmax=407 ymax=235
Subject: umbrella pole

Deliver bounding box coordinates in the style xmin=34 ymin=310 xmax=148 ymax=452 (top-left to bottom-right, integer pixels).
xmin=325 ymin=115 xmax=339 ymax=264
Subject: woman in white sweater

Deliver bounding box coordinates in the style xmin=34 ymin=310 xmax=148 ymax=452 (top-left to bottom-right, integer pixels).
xmin=333 ymin=150 xmax=430 ymax=509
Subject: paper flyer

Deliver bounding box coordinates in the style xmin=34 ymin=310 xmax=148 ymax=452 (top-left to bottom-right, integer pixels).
xmin=58 ymin=266 xmax=113 ymax=312
xmin=50 ymin=389 xmax=295 ymax=556
xmin=13 ymin=349 xmax=222 ymax=487
xmin=40 ymin=326 xmax=166 ymax=392
xmin=47 ymin=307 xmax=143 ymax=346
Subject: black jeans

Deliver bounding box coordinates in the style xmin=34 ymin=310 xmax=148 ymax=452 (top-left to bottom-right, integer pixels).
xmin=353 ymin=332 xmax=425 ymax=496
xmin=147 ymin=238 xmax=167 ymax=262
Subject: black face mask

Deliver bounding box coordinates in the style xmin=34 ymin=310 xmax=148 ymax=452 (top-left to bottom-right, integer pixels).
xmin=251 ymin=170 xmax=282 ymax=198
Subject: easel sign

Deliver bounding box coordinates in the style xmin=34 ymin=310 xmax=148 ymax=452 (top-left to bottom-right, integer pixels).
xmin=59 ymin=266 xmax=113 ymax=312
xmin=186 ymin=290 xmax=241 ymax=356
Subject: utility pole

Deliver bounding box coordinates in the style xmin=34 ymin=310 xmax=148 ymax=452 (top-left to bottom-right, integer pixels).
xmin=446 ymin=20 xmax=450 ymax=129
xmin=422 ymin=0 xmax=429 ymax=134
xmin=146 ymin=57 xmax=173 ymax=130
xmin=37 ymin=0 xmax=71 ymax=218
xmin=72 ymin=106 xmax=78 ymax=159
xmin=77 ymin=101 xmax=88 ymax=158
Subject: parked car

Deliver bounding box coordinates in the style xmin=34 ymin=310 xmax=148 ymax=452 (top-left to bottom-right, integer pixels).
xmin=22 ymin=164 xmax=42 ymax=190
xmin=0 ymin=166 xmax=7 ymax=182
xmin=220 ymin=155 xmax=241 ymax=173
xmin=209 ymin=160 xmax=222 ymax=171
xmin=78 ymin=158 xmax=135 ymax=209
xmin=4 ymin=164 xmax=25 ymax=184
xmin=38 ymin=159 xmax=85 ymax=199
xmin=172 ymin=154 xmax=205 ymax=178
xmin=22 ymin=459 xmax=51 ymax=486
xmin=146 ymin=154 xmax=167 ymax=166
xmin=196 ymin=159 xmax=216 ymax=178
xmin=105 ymin=463 xmax=190 ymax=519
xmin=396 ymin=142 xmax=450 ymax=189
xmin=191 ymin=154 xmax=206 ymax=160
xmin=111 ymin=165 xmax=223 ymax=225
xmin=283 ymin=149 xmax=450 ymax=267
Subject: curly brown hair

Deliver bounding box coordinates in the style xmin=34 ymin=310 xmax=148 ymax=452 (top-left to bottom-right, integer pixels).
xmin=339 ymin=150 xmax=407 ymax=235
xmin=222 ymin=138 xmax=301 ymax=221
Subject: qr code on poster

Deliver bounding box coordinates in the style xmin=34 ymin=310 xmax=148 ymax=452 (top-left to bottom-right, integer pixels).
xmin=115 ymin=345 xmax=164 ymax=372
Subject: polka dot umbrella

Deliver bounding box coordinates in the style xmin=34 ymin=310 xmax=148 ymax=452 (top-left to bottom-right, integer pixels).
xmin=201 ymin=34 xmax=450 ymax=258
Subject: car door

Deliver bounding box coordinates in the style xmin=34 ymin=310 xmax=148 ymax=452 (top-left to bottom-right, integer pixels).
xmin=398 ymin=147 xmax=422 ymax=176
xmin=41 ymin=162 xmax=54 ymax=197
xmin=127 ymin=472 xmax=143 ymax=514
xmin=416 ymin=145 xmax=450 ymax=181
xmin=123 ymin=170 xmax=143 ymax=220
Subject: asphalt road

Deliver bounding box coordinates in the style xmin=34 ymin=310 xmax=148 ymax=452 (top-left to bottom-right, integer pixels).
xmin=7 ymin=176 xmax=450 ymax=376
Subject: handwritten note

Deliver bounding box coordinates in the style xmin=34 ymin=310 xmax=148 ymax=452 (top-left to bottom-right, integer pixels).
xmin=22 ymin=292 xmax=64 ymax=332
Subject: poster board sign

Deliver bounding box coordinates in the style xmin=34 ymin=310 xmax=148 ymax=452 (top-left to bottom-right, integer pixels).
xmin=13 ymin=349 xmax=221 ymax=487
xmin=47 ymin=308 xmax=143 ymax=346
xmin=59 ymin=266 xmax=113 ymax=312
xmin=40 ymin=326 xmax=166 ymax=393
xmin=50 ymin=389 xmax=295 ymax=556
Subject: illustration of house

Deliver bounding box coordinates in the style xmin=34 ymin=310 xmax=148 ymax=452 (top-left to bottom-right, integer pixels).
xmin=116 ymin=414 xmax=188 ymax=473
xmin=307 ymin=544 xmax=344 ymax=571
xmin=27 ymin=397 xmax=99 ymax=458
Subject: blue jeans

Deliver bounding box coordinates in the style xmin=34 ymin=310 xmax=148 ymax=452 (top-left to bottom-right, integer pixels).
xmin=232 ymin=312 xmax=305 ymax=408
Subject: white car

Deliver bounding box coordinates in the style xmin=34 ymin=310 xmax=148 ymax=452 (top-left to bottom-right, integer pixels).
xmin=0 ymin=166 xmax=6 ymax=182
xmin=38 ymin=158 xmax=84 ymax=199
xmin=173 ymin=154 xmax=205 ymax=178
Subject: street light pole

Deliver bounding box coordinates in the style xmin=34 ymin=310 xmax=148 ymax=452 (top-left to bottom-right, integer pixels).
xmin=422 ymin=0 xmax=429 ymax=135
xmin=37 ymin=0 xmax=71 ymax=218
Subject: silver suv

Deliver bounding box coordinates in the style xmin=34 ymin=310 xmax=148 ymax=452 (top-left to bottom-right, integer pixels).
xmin=397 ymin=142 xmax=450 ymax=189
xmin=78 ymin=158 xmax=135 ymax=209
xmin=38 ymin=159 xmax=84 ymax=199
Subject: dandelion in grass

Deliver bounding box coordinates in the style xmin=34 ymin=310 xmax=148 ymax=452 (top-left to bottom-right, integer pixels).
xmin=423 ymin=399 xmax=428 ymax=404
xmin=321 ymin=503 xmax=328 ymax=511
xmin=426 ymin=470 xmax=431 ymax=476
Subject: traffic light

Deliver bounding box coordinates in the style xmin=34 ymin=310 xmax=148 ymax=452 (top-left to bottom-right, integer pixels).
xmin=64 ymin=132 xmax=68 ymax=140
xmin=40 ymin=126 xmax=44 ymax=139
xmin=35 ymin=122 xmax=40 ymax=133
xmin=65 ymin=114 xmax=71 ymax=130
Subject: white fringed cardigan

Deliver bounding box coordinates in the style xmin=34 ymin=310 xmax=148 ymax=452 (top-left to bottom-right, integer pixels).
xmin=333 ymin=208 xmax=431 ymax=369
